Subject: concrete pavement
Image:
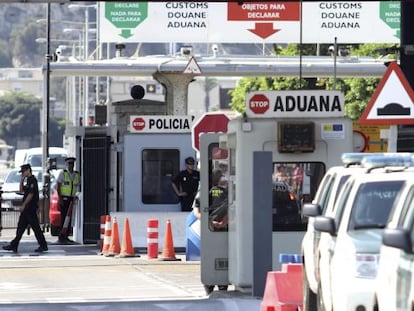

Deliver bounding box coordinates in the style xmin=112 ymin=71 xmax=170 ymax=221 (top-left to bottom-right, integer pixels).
xmin=0 ymin=229 xmax=263 ymax=310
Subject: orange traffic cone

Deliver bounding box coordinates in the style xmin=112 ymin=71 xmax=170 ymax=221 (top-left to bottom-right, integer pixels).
xmin=159 ymin=219 xmax=181 ymax=261
xmin=119 ymin=218 xmax=138 ymax=258
xmin=100 ymin=215 xmax=111 ymax=255
xmin=106 ymin=216 xmax=121 ymax=257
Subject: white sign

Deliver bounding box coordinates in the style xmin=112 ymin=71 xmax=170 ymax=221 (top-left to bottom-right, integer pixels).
xmin=183 ymin=57 xmax=202 ymax=74
xmin=321 ymin=123 xmax=346 ymax=140
xmin=245 ymin=90 xmax=345 ymax=118
xmin=129 ymin=115 xmax=193 ymax=133
xmin=360 ymin=62 xmax=414 ymax=125
xmin=99 ymin=1 xmax=400 ymax=44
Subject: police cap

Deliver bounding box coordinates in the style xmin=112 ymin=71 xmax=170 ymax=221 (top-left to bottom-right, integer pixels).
xmin=185 ymin=156 xmax=195 ymax=165
xmin=65 ymin=157 xmax=76 ymax=163
xmin=19 ymin=163 xmax=31 ymax=173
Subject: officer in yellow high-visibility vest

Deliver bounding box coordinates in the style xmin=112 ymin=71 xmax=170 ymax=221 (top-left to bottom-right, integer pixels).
xmin=56 ymin=157 xmax=80 ymax=243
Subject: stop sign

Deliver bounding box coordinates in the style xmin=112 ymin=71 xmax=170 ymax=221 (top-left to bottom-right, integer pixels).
xmin=192 ymin=113 xmax=230 ymax=152
xmin=132 ymin=117 xmax=146 ymax=131
xmin=249 ymin=94 xmax=270 ymax=114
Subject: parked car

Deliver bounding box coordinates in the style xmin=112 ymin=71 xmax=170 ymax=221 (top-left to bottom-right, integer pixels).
xmin=314 ymin=154 xmax=412 ymax=311
xmin=48 ymin=179 xmax=61 ymax=236
xmin=376 ymin=175 xmax=414 ymax=311
xmin=1 ymin=167 xmax=48 ymax=229
xmin=301 ymin=153 xmax=368 ymax=311
xmin=1 ymin=167 xmax=45 ymax=211
xmin=23 ymin=147 xmax=68 ymax=171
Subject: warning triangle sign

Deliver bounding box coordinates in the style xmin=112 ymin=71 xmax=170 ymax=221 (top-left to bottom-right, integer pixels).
xmin=360 ymin=62 xmax=414 ymax=125
xmin=183 ymin=56 xmax=201 ymax=74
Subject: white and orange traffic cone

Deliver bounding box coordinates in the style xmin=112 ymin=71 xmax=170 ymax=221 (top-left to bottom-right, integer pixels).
xmin=106 ymin=216 xmax=121 ymax=257
xmin=100 ymin=215 xmax=111 ymax=256
xmin=159 ymin=219 xmax=181 ymax=261
xmin=119 ymin=218 xmax=138 ymax=258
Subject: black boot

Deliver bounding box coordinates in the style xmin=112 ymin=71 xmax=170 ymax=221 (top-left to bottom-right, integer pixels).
xmin=204 ymin=285 xmax=214 ymax=295
xmin=2 ymin=244 xmax=17 ymax=253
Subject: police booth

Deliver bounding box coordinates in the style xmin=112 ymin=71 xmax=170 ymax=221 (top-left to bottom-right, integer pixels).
xmin=118 ymin=115 xmax=196 ymax=248
xmin=199 ymin=90 xmax=354 ymax=295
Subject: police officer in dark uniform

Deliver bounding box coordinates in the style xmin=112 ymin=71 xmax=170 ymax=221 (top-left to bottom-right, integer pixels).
xmin=171 ymin=156 xmax=200 ymax=212
xmin=3 ymin=164 xmax=48 ymax=253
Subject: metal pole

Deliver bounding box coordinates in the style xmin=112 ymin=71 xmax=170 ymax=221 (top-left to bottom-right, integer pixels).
xmin=333 ymin=37 xmax=337 ymax=90
xmin=41 ymin=3 xmax=51 ymax=232
xmin=84 ymin=8 xmax=89 ymax=125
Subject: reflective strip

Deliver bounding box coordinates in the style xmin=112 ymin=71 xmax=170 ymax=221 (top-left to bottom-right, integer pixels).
xmin=147 ymin=238 xmax=158 ymax=244
xmin=147 ymin=227 xmax=158 ymax=233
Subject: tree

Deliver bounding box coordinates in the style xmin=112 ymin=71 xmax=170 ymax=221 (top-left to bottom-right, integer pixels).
xmin=0 ymin=40 xmax=12 ymax=68
xmin=0 ymin=92 xmax=65 ymax=148
xmin=202 ymin=77 xmax=218 ymax=112
xmin=10 ymin=21 xmax=44 ymax=67
xmin=230 ymin=43 xmax=396 ymax=120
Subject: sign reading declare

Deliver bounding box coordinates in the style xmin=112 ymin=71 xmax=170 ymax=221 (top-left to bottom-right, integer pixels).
xmin=105 ymin=2 xmax=148 ymax=39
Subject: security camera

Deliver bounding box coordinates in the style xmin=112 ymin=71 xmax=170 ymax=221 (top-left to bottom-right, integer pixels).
xmin=212 ymin=44 xmax=219 ymax=53
xmin=328 ymin=45 xmax=335 ymax=53
xmin=55 ymin=47 xmax=62 ymax=55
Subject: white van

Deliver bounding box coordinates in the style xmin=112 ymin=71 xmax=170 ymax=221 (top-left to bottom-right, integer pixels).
xmin=23 ymin=147 xmax=68 ymax=169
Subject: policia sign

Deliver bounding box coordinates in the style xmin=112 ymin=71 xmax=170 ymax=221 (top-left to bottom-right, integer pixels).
xmin=246 ymin=90 xmax=345 ymax=118
xmin=129 ymin=115 xmax=193 ymax=133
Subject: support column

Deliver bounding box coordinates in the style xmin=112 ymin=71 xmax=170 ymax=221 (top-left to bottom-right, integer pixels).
xmin=398 ymin=2 xmax=414 ymax=151
xmin=153 ymin=72 xmax=195 ymax=115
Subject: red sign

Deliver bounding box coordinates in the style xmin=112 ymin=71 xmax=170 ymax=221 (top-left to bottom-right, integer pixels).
xmin=227 ymin=2 xmax=300 ymax=21
xmin=132 ymin=117 xmax=145 ymax=131
xmin=249 ymin=94 xmax=270 ymax=114
xmin=227 ymin=2 xmax=300 ymax=39
xmin=192 ymin=113 xmax=230 ymax=152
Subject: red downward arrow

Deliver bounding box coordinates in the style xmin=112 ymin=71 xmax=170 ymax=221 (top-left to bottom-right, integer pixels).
xmin=248 ymin=22 xmax=280 ymax=39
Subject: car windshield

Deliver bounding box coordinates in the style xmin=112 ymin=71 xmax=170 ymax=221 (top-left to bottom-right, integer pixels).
xmin=5 ymin=170 xmax=43 ymax=184
xmin=5 ymin=170 xmax=20 ymax=183
xmin=27 ymin=154 xmax=67 ymax=169
xmin=349 ymin=180 xmax=404 ymax=230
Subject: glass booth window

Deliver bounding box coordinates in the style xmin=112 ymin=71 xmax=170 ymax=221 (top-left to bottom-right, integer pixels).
xmin=272 ymin=162 xmax=325 ymax=231
xmin=142 ymin=149 xmax=180 ymax=204
xmin=208 ymin=143 xmax=229 ymax=232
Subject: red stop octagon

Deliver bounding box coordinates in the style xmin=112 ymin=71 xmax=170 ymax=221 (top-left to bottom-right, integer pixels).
xmin=132 ymin=117 xmax=146 ymax=131
xmin=249 ymin=94 xmax=270 ymax=114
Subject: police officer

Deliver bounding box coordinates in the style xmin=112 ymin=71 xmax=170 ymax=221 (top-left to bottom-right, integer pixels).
xmin=56 ymin=157 xmax=80 ymax=243
xmin=171 ymin=156 xmax=200 ymax=212
xmin=3 ymin=164 xmax=48 ymax=253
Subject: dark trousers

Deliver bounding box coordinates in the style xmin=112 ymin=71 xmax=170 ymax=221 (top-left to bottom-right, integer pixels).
xmin=59 ymin=196 xmax=74 ymax=239
xmin=11 ymin=205 xmax=47 ymax=249
xmin=180 ymin=195 xmax=196 ymax=212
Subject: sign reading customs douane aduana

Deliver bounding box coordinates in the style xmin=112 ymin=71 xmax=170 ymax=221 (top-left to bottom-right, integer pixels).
xmin=100 ymin=1 xmax=400 ymax=43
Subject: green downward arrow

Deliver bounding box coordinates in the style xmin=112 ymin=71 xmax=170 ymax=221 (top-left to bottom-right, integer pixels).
xmin=120 ymin=29 xmax=133 ymax=39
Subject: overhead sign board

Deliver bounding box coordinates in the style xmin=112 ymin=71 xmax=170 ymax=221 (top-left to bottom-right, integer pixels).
xmin=99 ymin=1 xmax=400 ymax=44
xmin=129 ymin=115 xmax=193 ymax=133
xmin=360 ymin=62 xmax=414 ymax=125
xmin=246 ymin=90 xmax=345 ymax=118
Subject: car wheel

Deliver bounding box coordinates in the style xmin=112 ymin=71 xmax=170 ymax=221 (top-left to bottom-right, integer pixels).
xmin=302 ymin=266 xmax=317 ymax=311
xmin=50 ymin=225 xmax=60 ymax=236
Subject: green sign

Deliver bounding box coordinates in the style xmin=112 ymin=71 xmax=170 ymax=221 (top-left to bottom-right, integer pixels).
xmin=105 ymin=2 xmax=148 ymax=39
xmin=380 ymin=1 xmax=400 ymax=39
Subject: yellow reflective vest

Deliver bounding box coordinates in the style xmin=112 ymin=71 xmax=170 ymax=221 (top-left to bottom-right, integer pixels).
xmin=60 ymin=170 xmax=80 ymax=197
